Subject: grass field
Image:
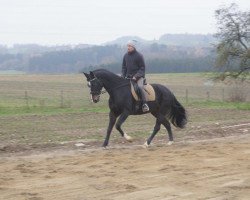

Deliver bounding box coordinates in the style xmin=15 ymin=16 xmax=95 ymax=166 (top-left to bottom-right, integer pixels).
xmin=0 ymin=73 xmax=249 ymax=115
xmin=0 ymin=73 xmax=249 ymax=150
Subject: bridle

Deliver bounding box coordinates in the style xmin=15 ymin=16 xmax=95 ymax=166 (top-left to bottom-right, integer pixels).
xmin=88 ymin=78 xmax=104 ymax=95
xmin=88 ymin=77 xmax=130 ymax=96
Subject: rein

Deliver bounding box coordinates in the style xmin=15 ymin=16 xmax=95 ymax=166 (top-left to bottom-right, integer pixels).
xmin=89 ymin=77 xmax=130 ymax=95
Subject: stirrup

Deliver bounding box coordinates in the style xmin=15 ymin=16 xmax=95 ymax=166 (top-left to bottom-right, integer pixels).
xmin=142 ymin=103 xmax=149 ymax=112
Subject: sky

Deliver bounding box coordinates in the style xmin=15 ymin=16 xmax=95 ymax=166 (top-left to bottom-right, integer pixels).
xmin=0 ymin=0 xmax=249 ymax=46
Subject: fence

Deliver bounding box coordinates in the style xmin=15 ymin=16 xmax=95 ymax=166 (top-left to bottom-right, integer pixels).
xmin=2 ymin=87 xmax=248 ymax=110
xmin=0 ymin=74 xmax=249 ymax=110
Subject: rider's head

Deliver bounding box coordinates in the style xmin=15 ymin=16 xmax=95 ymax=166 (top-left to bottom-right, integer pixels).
xmin=127 ymin=40 xmax=137 ymax=53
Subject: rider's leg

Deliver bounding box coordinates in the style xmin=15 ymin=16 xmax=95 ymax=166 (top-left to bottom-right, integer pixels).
xmin=137 ymin=78 xmax=149 ymax=112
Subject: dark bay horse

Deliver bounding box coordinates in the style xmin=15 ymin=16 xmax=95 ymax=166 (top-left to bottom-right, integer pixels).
xmin=83 ymin=69 xmax=187 ymax=147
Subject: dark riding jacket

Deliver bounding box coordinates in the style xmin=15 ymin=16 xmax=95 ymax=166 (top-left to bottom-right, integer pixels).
xmin=122 ymin=50 xmax=145 ymax=80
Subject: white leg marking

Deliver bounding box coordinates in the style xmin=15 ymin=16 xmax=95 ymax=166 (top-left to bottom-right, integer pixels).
xmin=102 ymin=146 xmax=109 ymax=150
xmin=124 ymin=133 xmax=133 ymax=142
xmin=168 ymin=141 xmax=174 ymax=145
xmin=143 ymin=141 xmax=149 ymax=148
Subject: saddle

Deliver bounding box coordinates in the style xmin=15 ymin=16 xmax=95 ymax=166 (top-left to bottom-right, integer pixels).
xmin=130 ymin=80 xmax=155 ymax=102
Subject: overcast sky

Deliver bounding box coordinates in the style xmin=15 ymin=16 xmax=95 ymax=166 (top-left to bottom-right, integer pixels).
xmin=0 ymin=0 xmax=249 ymax=46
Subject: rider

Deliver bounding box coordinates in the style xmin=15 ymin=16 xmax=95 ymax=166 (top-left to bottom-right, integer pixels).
xmin=122 ymin=39 xmax=149 ymax=112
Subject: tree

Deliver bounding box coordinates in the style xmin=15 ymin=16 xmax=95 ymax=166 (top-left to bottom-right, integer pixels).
xmin=214 ymin=3 xmax=250 ymax=80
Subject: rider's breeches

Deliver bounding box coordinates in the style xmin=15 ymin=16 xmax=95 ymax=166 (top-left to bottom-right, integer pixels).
xmin=137 ymin=77 xmax=147 ymax=104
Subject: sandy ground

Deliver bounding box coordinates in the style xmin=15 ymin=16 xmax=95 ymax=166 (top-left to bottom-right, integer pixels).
xmin=1 ymin=132 xmax=250 ymax=200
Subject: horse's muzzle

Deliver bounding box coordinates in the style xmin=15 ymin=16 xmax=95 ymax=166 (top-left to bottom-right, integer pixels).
xmin=91 ymin=95 xmax=100 ymax=103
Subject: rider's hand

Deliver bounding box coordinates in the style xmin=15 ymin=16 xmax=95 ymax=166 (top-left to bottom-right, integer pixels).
xmin=132 ymin=77 xmax=136 ymax=81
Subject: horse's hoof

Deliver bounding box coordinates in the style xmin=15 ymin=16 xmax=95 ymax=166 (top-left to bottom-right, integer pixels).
xmin=168 ymin=141 xmax=174 ymax=146
xmin=143 ymin=141 xmax=150 ymax=148
xmin=102 ymin=147 xmax=109 ymax=150
xmin=124 ymin=133 xmax=133 ymax=142
xmin=102 ymin=145 xmax=109 ymax=150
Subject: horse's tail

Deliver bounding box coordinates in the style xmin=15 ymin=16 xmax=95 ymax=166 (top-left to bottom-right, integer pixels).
xmin=167 ymin=96 xmax=187 ymax=129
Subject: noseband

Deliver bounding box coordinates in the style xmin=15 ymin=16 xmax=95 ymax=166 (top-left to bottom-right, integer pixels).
xmin=88 ymin=78 xmax=105 ymax=95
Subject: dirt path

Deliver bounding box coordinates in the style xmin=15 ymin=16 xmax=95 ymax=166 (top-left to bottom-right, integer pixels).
xmin=1 ymin=134 xmax=250 ymax=200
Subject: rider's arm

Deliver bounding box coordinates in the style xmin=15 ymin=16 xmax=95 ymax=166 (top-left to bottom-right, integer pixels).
xmin=121 ymin=55 xmax=127 ymax=78
xmin=134 ymin=54 xmax=145 ymax=80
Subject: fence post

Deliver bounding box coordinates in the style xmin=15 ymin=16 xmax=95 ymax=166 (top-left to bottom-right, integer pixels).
xmin=222 ymin=88 xmax=225 ymax=102
xmin=206 ymin=91 xmax=210 ymax=101
xmin=60 ymin=90 xmax=64 ymax=108
xmin=39 ymin=99 xmax=45 ymax=108
xmin=25 ymin=91 xmax=29 ymax=108
xmin=185 ymin=89 xmax=188 ymax=104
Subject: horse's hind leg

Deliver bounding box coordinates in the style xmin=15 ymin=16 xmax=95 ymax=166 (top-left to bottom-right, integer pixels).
xmin=146 ymin=113 xmax=173 ymax=146
xmin=115 ymin=112 xmax=132 ymax=142
xmin=161 ymin=119 xmax=174 ymax=145
xmin=145 ymin=118 xmax=161 ymax=146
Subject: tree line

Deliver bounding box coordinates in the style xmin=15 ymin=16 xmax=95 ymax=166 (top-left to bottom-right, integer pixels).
xmin=0 ymin=43 xmax=215 ymax=74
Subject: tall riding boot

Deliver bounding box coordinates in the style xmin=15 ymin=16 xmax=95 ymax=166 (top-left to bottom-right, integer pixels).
xmin=139 ymin=88 xmax=149 ymax=112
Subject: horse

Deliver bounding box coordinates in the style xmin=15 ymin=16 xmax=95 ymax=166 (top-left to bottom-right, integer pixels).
xmin=83 ymin=69 xmax=187 ymax=148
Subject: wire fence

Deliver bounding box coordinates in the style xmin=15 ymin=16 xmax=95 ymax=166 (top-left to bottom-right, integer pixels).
xmin=1 ymin=86 xmax=249 ymax=110
xmin=0 ymin=74 xmax=249 ymax=110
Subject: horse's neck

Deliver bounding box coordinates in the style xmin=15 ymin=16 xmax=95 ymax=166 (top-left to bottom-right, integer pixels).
xmin=100 ymin=75 xmax=127 ymax=92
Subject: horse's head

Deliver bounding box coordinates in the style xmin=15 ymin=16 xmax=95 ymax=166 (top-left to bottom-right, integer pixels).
xmin=83 ymin=71 xmax=103 ymax=103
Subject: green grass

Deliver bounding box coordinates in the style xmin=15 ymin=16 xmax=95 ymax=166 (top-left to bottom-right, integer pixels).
xmin=188 ymin=101 xmax=250 ymax=110
xmin=0 ymin=99 xmax=249 ymax=117
xmin=0 ymin=105 xmax=109 ymax=116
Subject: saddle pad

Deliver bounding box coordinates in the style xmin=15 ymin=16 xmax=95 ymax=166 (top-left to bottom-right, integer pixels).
xmin=131 ymin=83 xmax=156 ymax=101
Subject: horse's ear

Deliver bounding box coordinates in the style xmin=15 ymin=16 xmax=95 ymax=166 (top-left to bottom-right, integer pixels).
xmin=90 ymin=71 xmax=95 ymax=79
xmin=83 ymin=72 xmax=90 ymax=81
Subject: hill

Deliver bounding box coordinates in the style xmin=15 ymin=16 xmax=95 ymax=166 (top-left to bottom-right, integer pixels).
xmin=105 ymin=33 xmax=216 ymax=47
xmin=0 ymin=34 xmax=216 ymax=74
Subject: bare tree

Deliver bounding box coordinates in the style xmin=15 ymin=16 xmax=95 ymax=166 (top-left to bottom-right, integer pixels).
xmin=214 ymin=3 xmax=250 ymax=81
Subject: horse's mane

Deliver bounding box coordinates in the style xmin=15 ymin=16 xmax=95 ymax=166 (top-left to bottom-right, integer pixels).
xmin=93 ymin=69 xmax=126 ymax=83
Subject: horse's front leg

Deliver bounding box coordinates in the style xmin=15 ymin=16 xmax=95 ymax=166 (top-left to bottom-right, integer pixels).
xmin=103 ymin=111 xmax=117 ymax=147
xmin=115 ymin=111 xmax=133 ymax=142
